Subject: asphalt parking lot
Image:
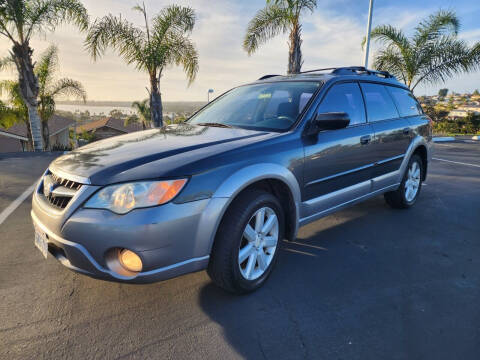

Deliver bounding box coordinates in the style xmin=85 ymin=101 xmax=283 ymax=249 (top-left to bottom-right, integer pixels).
xmin=1 ymin=141 xmax=479 ymax=360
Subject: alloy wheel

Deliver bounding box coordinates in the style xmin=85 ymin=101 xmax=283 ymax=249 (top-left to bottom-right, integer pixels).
xmin=238 ymin=207 xmax=279 ymax=280
xmin=404 ymin=160 xmax=421 ymax=202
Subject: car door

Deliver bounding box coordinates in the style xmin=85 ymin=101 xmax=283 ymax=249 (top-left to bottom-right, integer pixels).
xmin=301 ymin=82 xmax=376 ymax=218
xmin=359 ymin=83 xmax=411 ymax=190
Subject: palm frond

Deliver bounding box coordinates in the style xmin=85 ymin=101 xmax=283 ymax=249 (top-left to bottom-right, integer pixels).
xmin=413 ymin=9 xmax=459 ymax=46
xmin=25 ymin=0 xmax=89 ymax=40
xmin=0 ymin=1 xmax=21 ymax=41
xmin=130 ymin=98 xmax=151 ymax=127
xmin=295 ymin=0 xmax=317 ymax=14
xmin=85 ymin=14 xmax=146 ymax=70
xmin=35 ymin=45 xmax=58 ymax=95
xmin=411 ymin=37 xmax=480 ymax=90
xmin=0 ymin=54 xmax=15 ymax=71
xmin=50 ymin=78 xmax=86 ymax=101
xmin=160 ymin=32 xmax=198 ymax=84
xmin=268 ymin=0 xmax=317 ymax=14
xmin=368 ymin=25 xmax=410 ymax=53
xmin=0 ymin=80 xmax=28 ymax=114
xmin=372 ymin=47 xmax=408 ymax=83
xmin=132 ymin=4 xmax=145 ymax=15
xmin=152 ymin=5 xmax=195 ymax=40
xmin=243 ymin=3 xmax=291 ymax=55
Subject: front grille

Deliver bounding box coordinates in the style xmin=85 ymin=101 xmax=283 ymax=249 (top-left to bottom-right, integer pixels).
xmin=50 ymin=173 xmax=83 ymax=191
xmin=42 ymin=171 xmax=83 ymax=209
xmin=47 ymin=195 xmax=72 ymax=209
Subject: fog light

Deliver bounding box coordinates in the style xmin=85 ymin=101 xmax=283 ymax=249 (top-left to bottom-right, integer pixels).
xmin=119 ymin=249 xmax=143 ymax=272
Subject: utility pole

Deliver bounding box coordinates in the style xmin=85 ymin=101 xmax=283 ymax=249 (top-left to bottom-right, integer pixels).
xmin=363 ymin=0 xmax=374 ymax=68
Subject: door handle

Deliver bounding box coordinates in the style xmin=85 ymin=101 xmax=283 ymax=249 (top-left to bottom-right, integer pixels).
xmin=360 ymin=135 xmax=371 ymax=145
xmin=403 ymin=127 xmax=411 ymax=135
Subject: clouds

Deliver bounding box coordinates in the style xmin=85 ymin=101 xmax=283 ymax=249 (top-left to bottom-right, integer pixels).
xmin=1 ymin=0 xmax=479 ymax=101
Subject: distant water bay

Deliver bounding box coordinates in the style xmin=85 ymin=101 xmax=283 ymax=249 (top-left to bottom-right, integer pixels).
xmin=56 ymin=104 xmax=136 ymax=115
xmin=56 ymin=102 xmax=201 ymax=117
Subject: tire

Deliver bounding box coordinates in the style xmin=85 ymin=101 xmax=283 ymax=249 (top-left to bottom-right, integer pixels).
xmin=207 ymin=189 xmax=285 ymax=294
xmin=384 ymin=154 xmax=423 ymax=209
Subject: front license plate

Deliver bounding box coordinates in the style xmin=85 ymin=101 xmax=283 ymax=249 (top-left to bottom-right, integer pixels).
xmin=34 ymin=228 xmax=48 ymax=259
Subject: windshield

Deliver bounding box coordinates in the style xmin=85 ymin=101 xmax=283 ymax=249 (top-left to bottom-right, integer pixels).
xmin=189 ymin=81 xmax=321 ymax=131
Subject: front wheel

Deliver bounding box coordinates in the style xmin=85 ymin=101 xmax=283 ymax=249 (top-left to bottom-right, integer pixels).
xmin=207 ymin=189 xmax=284 ymax=294
xmin=384 ymin=154 xmax=423 ymax=209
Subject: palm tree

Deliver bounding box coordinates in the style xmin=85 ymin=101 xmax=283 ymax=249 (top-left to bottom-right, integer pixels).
xmin=1 ymin=46 xmax=86 ymax=149
xmin=36 ymin=45 xmax=86 ymax=149
xmin=126 ymin=99 xmax=151 ymax=130
xmin=86 ymin=3 xmax=199 ymax=128
xmin=365 ymin=10 xmax=480 ymax=91
xmin=0 ymin=0 xmax=88 ymax=151
xmin=244 ymin=0 xmax=317 ymax=74
xmin=0 ymin=79 xmax=31 ymax=145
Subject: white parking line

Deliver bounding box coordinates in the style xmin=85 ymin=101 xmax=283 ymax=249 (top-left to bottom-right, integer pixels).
xmin=0 ymin=183 xmax=36 ymax=226
xmin=433 ymin=157 xmax=480 ymax=168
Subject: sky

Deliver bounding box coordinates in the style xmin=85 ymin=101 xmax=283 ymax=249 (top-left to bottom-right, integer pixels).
xmin=1 ymin=0 xmax=480 ymax=102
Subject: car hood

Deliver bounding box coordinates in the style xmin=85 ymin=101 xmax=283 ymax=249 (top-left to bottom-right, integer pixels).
xmin=50 ymin=123 xmax=274 ymax=185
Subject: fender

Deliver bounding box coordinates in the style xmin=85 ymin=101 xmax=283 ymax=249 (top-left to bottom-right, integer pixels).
xmin=396 ymin=135 xmax=432 ymax=184
xmin=195 ymin=163 xmax=302 ymax=255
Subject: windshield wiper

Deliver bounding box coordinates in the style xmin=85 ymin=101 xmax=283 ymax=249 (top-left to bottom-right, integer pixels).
xmin=195 ymin=122 xmax=233 ymax=128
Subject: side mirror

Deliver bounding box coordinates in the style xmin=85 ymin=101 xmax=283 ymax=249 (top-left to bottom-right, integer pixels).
xmin=307 ymin=112 xmax=350 ymax=135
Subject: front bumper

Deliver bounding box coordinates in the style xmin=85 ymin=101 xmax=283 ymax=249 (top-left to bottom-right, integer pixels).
xmin=32 ymin=187 xmax=229 ymax=283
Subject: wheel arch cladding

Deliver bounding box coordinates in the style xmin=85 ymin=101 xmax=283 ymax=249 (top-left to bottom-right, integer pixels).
xmin=230 ymin=178 xmax=297 ymax=242
xmin=413 ymin=145 xmax=428 ymax=181
xmin=212 ymin=163 xmax=301 ymax=245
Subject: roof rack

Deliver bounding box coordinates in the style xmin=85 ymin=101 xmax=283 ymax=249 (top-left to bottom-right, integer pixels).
xmin=257 ymin=66 xmax=395 ymax=81
xmin=298 ymin=66 xmax=394 ymax=78
xmin=299 ymin=67 xmax=338 ymax=74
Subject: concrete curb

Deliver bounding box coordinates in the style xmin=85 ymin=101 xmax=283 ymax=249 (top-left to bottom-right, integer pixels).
xmin=433 ymin=137 xmax=455 ymax=143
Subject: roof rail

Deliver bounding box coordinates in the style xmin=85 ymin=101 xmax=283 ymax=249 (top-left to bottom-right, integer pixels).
xmin=257 ymin=67 xmax=395 ymax=80
xmin=258 ymin=74 xmax=281 ymax=80
xmin=299 ymin=67 xmax=338 ymax=74
xmin=299 ymin=66 xmax=394 ymax=79
xmin=332 ymin=66 xmax=394 ymax=78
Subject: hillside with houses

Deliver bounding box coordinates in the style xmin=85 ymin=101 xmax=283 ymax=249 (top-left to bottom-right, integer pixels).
xmin=418 ymin=90 xmax=480 ymax=135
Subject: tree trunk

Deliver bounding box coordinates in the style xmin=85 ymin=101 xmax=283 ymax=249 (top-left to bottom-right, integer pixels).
xmin=288 ymin=23 xmax=303 ymax=74
xmin=12 ymin=42 xmax=44 ymax=151
xmin=42 ymin=121 xmax=50 ymax=150
xmin=150 ymin=75 xmax=163 ymax=128
xmin=25 ymin=120 xmax=33 ymax=151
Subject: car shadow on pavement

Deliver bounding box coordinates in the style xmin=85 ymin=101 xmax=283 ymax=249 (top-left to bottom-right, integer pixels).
xmin=197 ymin=198 xmax=392 ymax=360
xmin=197 ymin=187 xmax=479 ymax=359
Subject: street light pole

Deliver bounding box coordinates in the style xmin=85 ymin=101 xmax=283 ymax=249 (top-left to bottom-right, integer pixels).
xmin=363 ymin=0 xmax=374 ymax=68
xmin=207 ymin=89 xmax=214 ymax=103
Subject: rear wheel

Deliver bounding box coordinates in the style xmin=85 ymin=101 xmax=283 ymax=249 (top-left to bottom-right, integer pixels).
xmin=384 ymin=154 xmax=423 ymax=209
xmin=207 ymin=189 xmax=284 ymax=294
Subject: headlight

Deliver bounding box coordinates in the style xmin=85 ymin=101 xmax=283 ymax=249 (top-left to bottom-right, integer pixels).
xmin=85 ymin=179 xmax=187 ymax=214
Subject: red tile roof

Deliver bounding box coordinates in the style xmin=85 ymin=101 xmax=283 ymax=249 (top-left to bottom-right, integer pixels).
xmin=76 ymin=117 xmax=143 ymax=133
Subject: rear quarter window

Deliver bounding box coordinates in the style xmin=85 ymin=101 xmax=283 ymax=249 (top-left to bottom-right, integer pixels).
xmin=387 ymin=86 xmax=423 ymax=117
xmin=360 ymin=83 xmax=399 ymax=122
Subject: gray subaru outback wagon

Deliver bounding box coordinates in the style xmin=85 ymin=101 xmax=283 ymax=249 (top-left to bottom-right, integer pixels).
xmin=32 ymin=66 xmax=432 ymax=293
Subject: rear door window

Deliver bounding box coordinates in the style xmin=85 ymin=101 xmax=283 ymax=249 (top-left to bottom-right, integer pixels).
xmin=317 ymin=82 xmax=366 ymax=125
xmin=386 ymin=86 xmax=422 ymax=117
xmin=360 ymin=83 xmax=399 ymax=122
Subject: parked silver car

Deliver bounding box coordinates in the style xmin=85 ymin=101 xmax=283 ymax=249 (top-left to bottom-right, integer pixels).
xmin=32 ymin=67 xmax=432 ymax=293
